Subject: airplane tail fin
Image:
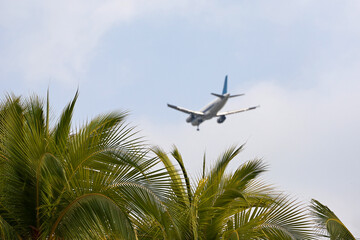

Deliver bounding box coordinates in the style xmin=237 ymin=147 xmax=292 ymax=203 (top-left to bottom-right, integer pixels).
xmin=222 ymin=75 xmax=228 ymax=94
xmin=211 ymin=75 xmax=244 ymax=98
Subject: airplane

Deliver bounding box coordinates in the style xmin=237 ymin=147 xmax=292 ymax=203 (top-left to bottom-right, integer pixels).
xmin=167 ymin=75 xmax=259 ymax=131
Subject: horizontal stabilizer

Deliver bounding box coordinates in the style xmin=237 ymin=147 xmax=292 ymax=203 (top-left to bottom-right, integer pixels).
xmin=211 ymin=93 xmax=224 ymax=98
xmin=211 ymin=93 xmax=244 ymax=98
xmin=229 ymin=93 xmax=245 ymax=98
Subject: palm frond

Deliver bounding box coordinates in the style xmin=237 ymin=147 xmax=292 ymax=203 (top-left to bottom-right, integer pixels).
xmin=0 ymin=93 xmax=175 ymax=239
xmin=171 ymin=146 xmax=193 ymax=204
xmin=152 ymin=147 xmax=187 ymax=205
xmin=52 ymin=91 xmax=78 ymax=150
xmin=208 ymin=144 xmax=245 ymax=183
xmin=213 ymin=158 xmax=269 ymax=208
xmin=221 ymin=196 xmax=315 ymax=240
xmin=49 ymin=193 xmax=136 ymax=240
xmin=310 ymin=199 xmax=356 ymax=239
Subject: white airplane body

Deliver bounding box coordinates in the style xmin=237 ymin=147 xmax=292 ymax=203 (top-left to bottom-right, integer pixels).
xmin=168 ymin=75 xmax=259 ymax=130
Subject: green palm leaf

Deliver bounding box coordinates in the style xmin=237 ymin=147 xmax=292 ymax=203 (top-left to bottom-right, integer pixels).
xmin=310 ymin=199 xmax=356 ymax=239
xmin=0 ymin=93 xmax=173 ymax=239
xmin=150 ymin=145 xmax=315 ymax=240
xmin=223 ymin=197 xmax=314 ymax=239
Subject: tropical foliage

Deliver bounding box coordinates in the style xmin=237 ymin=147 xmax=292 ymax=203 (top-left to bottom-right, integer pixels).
xmin=0 ymin=93 xmax=357 ymax=239
xmin=310 ymin=199 xmax=356 ymax=240
xmin=149 ymin=145 xmax=315 ymax=240
xmin=0 ymin=93 xmax=172 ymax=239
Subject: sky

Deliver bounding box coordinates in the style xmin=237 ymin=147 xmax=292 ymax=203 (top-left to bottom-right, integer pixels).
xmin=1 ymin=0 xmax=360 ymax=235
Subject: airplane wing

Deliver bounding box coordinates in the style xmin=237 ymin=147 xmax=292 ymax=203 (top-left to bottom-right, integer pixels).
xmin=167 ymin=104 xmax=204 ymax=116
xmin=216 ymin=105 xmax=260 ymax=116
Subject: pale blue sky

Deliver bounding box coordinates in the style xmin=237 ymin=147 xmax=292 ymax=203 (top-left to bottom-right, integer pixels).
xmin=1 ymin=0 xmax=360 ymax=235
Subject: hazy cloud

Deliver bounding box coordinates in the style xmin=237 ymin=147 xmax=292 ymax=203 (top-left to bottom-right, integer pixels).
xmin=1 ymin=0 xmax=359 ymax=236
xmin=140 ymin=63 xmax=360 ymax=235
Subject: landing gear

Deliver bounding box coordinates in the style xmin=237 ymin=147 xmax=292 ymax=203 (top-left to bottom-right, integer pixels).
xmin=197 ymin=125 xmax=200 ymax=131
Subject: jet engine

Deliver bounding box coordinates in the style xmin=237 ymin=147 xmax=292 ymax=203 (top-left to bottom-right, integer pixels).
xmin=186 ymin=114 xmax=195 ymax=123
xmin=217 ymin=115 xmax=226 ymax=124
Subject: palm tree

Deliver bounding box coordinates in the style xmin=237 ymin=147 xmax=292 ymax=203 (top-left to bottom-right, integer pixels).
xmin=0 ymin=93 xmax=173 ymax=239
xmin=148 ymin=145 xmax=315 ymax=240
xmin=310 ymin=199 xmax=356 ymax=239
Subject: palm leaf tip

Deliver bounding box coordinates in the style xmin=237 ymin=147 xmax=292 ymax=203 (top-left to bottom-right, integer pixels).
xmin=310 ymin=199 xmax=356 ymax=240
xmin=53 ymin=91 xmax=78 ymax=146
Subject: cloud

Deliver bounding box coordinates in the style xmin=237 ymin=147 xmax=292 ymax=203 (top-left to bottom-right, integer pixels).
xmin=0 ymin=1 xmax=138 ymax=84
xmin=0 ymin=0 xmax=190 ymax=85
xmin=2 ymin=0 xmax=360 ymax=87
xmin=1 ymin=0 xmax=360 ymax=235
xmin=139 ymin=63 xmax=360 ymax=235
xmin=0 ymin=0 xmax=227 ymax=86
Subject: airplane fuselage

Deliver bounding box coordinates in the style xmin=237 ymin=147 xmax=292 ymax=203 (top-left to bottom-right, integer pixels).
xmin=187 ymin=94 xmax=230 ymax=126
